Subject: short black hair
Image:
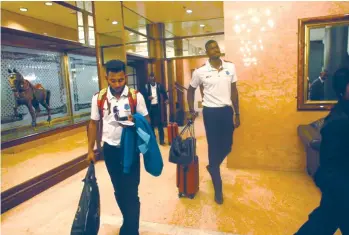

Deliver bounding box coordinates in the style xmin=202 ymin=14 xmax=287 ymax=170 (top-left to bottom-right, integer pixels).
xmin=150 ymin=72 xmax=155 ymax=77
xmin=332 ymin=67 xmax=349 ymax=98
xmin=105 ymin=60 xmax=126 ymax=75
xmin=205 ymin=40 xmax=218 ymax=50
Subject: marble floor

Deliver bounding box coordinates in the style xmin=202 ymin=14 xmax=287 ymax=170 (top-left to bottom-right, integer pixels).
xmin=1 ymin=117 xmax=342 ymax=235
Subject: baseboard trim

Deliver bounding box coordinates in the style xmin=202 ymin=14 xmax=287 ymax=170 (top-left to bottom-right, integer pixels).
xmin=1 ymin=149 xmax=101 ymax=214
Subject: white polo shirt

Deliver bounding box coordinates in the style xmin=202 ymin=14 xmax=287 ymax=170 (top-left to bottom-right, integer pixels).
xmin=190 ymin=59 xmax=238 ymax=107
xmin=90 ymin=85 xmax=148 ymax=146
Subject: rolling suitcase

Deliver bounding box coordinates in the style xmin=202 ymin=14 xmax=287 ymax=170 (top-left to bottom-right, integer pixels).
xmin=177 ymin=155 xmax=199 ymax=199
xmin=167 ymin=122 xmax=179 ymax=145
xmin=173 ymin=120 xmax=199 ymax=199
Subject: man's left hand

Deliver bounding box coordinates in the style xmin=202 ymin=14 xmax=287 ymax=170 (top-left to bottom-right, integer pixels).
xmin=234 ymin=115 xmax=240 ymax=128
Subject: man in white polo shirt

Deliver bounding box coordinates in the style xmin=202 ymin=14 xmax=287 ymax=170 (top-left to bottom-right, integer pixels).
xmin=87 ymin=60 xmax=149 ymax=235
xmin=187 ymin=40 xmax=240 ymax=205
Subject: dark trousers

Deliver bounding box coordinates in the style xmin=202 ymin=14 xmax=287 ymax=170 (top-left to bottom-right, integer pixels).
xmin=295 ymin=174 xmax=349 ymax=235
xmin=150 ymin=104 xmax=164 ymax=143
xmin=103 ymin=143 xmax=140 ymax=235
xmin=203 ymin=106 xmax=234 ymax=194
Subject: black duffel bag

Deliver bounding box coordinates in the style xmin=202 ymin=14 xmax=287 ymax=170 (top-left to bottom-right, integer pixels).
xmin=71 ymin=162 xmax=100 ymax=235
xmin=169 ymin=120 xmax=196 ymax=166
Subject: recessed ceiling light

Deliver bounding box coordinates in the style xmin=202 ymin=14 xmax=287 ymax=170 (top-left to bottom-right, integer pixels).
xmin=129 ymin=33 xmax=134 ymax=36
xmin=19 ymin=7 xmax=28 ymax=12
xmin=200 ymin=24 xmax=205 ymax=27
xmin=186 ymin=9 xmax=192 ymax=14
xmin=112 ymin=21 xmax=118 ymax=25
xmin=45 ymin=2 xmax=53 ymax=6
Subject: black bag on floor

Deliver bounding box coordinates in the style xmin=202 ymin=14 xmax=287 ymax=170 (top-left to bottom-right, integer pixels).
xmin=169 ymin=120 xmax=196 ymax=166
xmin=71 ymin=163 xmax=100 ymax=235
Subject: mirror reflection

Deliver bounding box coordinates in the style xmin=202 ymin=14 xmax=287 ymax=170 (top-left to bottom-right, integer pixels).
xmin=307 ymin=24 xmax=349 ymax=101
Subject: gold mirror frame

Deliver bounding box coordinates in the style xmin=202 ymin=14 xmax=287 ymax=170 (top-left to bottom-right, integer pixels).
xmin=297 ymin=14 xmax=349 ymax=111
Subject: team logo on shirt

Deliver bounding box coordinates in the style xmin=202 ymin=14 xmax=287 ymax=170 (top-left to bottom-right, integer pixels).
xmin=226 ymin=71 xmax=230 ymax=75
xmin=124 ymin=103 xmax=130 ymax=110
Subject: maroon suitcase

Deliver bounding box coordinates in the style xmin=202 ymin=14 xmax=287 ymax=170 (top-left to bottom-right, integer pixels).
xmin=176 ymin=156 xmax=199 ymax=199
xmin=167 ymin=122 xmax=179 ymax=145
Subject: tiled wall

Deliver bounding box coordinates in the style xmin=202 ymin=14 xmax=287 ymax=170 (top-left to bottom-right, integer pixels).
xmin=224 ymin=1 xmax=349 ymax=171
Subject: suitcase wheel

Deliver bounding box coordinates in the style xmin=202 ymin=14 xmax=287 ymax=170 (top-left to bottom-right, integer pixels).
xmin=178 ymin=193 xmax=184 ymax=198
xmin=188 ymin=194 xmax=195 ymax=199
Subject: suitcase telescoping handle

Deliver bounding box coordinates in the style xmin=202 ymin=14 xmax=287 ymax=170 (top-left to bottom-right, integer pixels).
xmin=179 ymin=119 xmax=195 ymax=137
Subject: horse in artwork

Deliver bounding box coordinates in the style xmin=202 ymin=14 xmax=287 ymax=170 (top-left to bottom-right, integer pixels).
xmin=7 ymin=68 xmax=51 ymax=127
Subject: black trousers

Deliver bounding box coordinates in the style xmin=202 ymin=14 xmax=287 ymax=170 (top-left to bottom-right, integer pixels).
xmin=295 ymin=172 xmax=349 ymax=235
xmin=103 ymin=143 xmax=140 ymax=235
xmin=203 ymin=106 xmax=234 ymax=194
xmin=150 ymin=104 xmax=164 ymax=143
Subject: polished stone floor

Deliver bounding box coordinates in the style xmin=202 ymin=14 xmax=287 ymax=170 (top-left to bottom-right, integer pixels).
xmin=1 ymin=117 xmax=342 ymax=235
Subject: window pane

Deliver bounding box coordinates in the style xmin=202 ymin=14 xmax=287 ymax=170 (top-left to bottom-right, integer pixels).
xmin=1 ymin=45 xmax=69 ymax=140
xmin=68 ymin=53 xmax=98 ymax=119
xmin=84 ymin=1 xmax=92 ymax=13
xmin=77 ymin=12 xmax=83 ymax=26
xmin=128 ymin=76 xmax=134 ymax=84
xmin=126 ymin=42 xmax=148 ymax=57
xmin=88 ymin=15 xmax=94 ymax=27
xmin=165 ymin=34 xmax=224 ymax=58
xmin=78 ymin=26 xmax=85 ymax=44
xmin=76 ymin=1 xmax=84 ymax=9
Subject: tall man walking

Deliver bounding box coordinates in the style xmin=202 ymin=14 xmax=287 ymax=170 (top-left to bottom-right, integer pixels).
xmin=187 ymin=40 xmax=240 ymax=204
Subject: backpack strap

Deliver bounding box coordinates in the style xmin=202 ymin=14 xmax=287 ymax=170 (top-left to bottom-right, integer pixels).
xmin=128 ymin=88 xmax=138 ymax=114
xmin=97 ymin=88 xmax=108 ymax=118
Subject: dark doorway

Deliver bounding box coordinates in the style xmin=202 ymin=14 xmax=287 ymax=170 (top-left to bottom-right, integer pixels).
xmin=126 ymin=54 xmax=149 ymax=91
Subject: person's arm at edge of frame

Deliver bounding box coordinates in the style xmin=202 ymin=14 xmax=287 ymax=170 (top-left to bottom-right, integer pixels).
xmin=231 ymin=81 xmax=240 ymax=128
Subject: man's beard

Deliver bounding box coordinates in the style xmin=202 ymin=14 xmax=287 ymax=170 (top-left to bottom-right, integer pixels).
xmin=111 ymin=86 xmax=124 ymax=95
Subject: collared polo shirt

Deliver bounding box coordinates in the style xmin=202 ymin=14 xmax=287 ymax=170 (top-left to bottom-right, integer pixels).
xmin=90 ymin=85 xmax=148 ymax=146
xmin=190 ymin=59 xmax=238 ymax=107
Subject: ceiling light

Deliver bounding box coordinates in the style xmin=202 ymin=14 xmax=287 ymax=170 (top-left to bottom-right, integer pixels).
xmin=200 ymin=24 xmax=205 ymax=28
xmin=235 ymin=15 xmax=240 ymax=20
xmin=45 ymin=2 xmax=53 ymax=6
xmin=265 ymin=9 xmax=271 ymax=16
xmin=261 ymin=27 xmax=266 ymax=32
xmin=112 ymin=21 xmax=118 ymax=25
xmin=129 ymin=33 xmax=134 ymax=36
xmin=186 ymin=9 xmax=192 ymax=14
xmin=19 ymin=7 xmax=28 ymax=12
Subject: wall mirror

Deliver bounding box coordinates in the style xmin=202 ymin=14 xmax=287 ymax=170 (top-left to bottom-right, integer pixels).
xmin=297 ymin=14 xmax=349 ymax=110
